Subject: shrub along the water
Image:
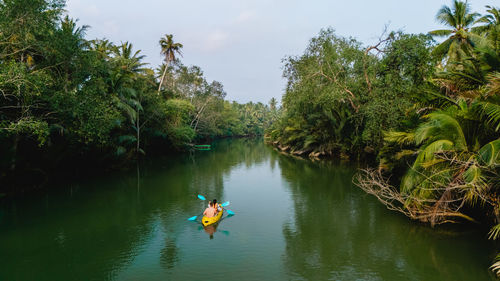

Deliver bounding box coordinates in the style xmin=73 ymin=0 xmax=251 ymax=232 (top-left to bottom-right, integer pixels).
xmin=267 ymin=1 xmax=500 ymax=275
xmin=0 ymin=0 xmax=276 ymax=191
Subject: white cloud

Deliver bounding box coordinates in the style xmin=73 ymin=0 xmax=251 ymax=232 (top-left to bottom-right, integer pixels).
xmin=236 ymin=10 xmax=256 ymax=23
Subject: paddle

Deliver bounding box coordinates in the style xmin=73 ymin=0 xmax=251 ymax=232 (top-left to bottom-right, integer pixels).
xmin=219 ymin=201 xmax=233 ymax=215
xmin=188 ymin=195 xmax=206 ymax=220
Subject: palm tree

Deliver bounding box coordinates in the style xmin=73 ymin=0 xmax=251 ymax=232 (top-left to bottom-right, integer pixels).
xmin=158 ymin=34 xmax=183 ymax=94
xmin=429 ymin=0 xmax=480 ymax=61
xmin=113 ymin=42 xmax=146 ymax=73
xmin=384 ymin=99 xmax=500 ymax=221
xmin=474 ymin=6 xmax=500 ymax=32
xmin=109 ymin=42 xmax=147 ymax=156
xmin=89 ymin=39 xmax=114 ymax=60
xmin=474 ymin=5 xmax=500 ymax=52
xmin=269 ymin=98 xmax=277 ymax=111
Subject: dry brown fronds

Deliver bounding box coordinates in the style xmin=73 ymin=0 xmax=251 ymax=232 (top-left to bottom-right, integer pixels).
xmin=354 ymin=168 xmax=476 ymax=226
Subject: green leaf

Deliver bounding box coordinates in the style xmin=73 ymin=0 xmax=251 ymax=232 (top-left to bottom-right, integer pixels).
xmin=478 ymin=139 xmax=500 ymax=166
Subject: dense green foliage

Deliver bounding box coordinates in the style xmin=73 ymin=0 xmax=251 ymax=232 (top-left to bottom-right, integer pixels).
xmin=268 ymin=1 xmax=500 ymax=275
xmin=0 ymin=0 xmax=275 ymax=191
xmin=267 ymin=29 xmax=435 ymax=159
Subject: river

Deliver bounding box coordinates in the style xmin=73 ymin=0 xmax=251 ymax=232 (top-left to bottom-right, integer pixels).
xmin=0 ymin=139 xmax=496 ymax=280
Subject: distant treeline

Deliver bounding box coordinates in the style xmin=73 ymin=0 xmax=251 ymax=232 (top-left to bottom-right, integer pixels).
xmin=266 ymin=1 xmax=500 ymax=274
xmin=0 ymin=0 xmax=277 ymax=192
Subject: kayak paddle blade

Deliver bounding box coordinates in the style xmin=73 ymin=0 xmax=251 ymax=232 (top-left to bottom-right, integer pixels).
xmin=226 ymin=209 xmax=235 ymax=216
xmin=197 ymin=195 xmax=206 ymax=201
xmin=188 ymin=216 xmax=198 ymax=221
xmin=221 ymin=201 xmax=230 ymax=207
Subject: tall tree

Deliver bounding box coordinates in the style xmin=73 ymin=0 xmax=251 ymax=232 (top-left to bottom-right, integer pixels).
xmin=157 ymin=34 xmax=183 ymax=94
xmin=475 ymin=5 xmax=500 ymax=32
xmin=269 ymin=97 xmax=277 ymax=111
xmin=429 ymin=0 xmax=480 ymax=61
xmin=474 ymin=5 xmax=500 ymax=52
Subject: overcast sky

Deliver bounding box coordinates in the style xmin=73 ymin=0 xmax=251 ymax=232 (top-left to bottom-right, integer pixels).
xmin=66 ymin=0 xmax=494 ymax=103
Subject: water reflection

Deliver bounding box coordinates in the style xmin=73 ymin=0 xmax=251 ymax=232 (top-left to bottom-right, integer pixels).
xmin=203 ymin=223 xmax=218 ymax=239
xmin=0 ymin=138 xmax=268 ymax=281
xmin=198 ymin=215 xmax=233 ymax=240
xmin=278 ymin=155 xmax=496 ymax=281
xmin=160 ymin=237 xmax=180 ymax=270
xmin=0 ymin=138 xmax=495 ymax=281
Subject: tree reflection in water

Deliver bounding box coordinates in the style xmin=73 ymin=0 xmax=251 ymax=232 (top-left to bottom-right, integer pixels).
xmin=278 ymin=155 xmax=495 ymax=281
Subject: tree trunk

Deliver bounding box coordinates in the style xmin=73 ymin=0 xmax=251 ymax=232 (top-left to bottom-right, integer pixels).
xmin=157 ymin=61 xmax=170 ymax=94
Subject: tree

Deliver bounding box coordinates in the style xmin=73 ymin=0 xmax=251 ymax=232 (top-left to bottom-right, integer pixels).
xmin=474 ymin=5 xmax=500 ymax=53
xmin=429 ymin=0 xmax=480 ymax=62
xmin=109 ymin=42 xmax=149 ymax=156
xmin=157 ymin=34 xmax=183 ymax=94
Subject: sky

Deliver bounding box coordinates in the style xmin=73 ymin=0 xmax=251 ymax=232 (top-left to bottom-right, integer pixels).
xmin=66 ymin=0 xmax=494 ymax=103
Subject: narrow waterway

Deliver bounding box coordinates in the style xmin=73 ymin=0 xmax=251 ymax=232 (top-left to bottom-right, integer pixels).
xmin=0 ymin=139 xmax=496 ymax=281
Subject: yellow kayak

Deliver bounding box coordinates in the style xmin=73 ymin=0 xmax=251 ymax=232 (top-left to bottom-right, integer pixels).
xmin=202 ymin=208 xmax=223 ymax=226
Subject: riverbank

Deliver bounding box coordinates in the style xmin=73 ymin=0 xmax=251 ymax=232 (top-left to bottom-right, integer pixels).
xmin=0 ymin=0 xmax=278 ymax=195
xmin=264 ymin=137 xmax=374 ymax=162
xmin=266 ymin=2 xmax=500 ymax=275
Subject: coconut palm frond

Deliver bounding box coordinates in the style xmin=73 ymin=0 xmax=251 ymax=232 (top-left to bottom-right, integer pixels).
xmin=489 ymin=224 xmax=500 ymax=240
xmin=428 ymin=29 xmax=453 ymax=37
xmin=476 ymin=98 xmax=500 ymax=131
xmin=431 ymin=38 xmax=453 ymax=58
xmin=415 ymin=112 xmax=467 ymax=149
xmin=395 ymin=149 xmax=416 ymax=160
xmin=478 ymin=138 xmax=500 ymax=166
xmin=384 ymin=131 xmax=415 ymax=146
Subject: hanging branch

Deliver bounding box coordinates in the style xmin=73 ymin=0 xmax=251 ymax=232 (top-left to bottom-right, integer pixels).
xmin=363 ymin=25 xmax=393 ymax=95
xmin=354 ymin=168 xmax=478 ymax=226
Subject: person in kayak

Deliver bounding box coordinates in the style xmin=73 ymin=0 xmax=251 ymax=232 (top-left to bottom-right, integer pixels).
xmin=212 ymin=199 xmax=222 ymax=212
xmin=203 ymin=201 xmax=217 ymax=218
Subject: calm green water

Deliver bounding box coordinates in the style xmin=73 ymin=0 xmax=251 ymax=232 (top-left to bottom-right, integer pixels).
xmin=0 ymin=139 xmax=496 ymax=281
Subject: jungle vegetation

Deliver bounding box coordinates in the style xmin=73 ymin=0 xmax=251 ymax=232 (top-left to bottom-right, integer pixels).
xmin=266 ymin=0 xmax=500 ymax=275
xmin=0 ymin=0 xmax=275 ymax=192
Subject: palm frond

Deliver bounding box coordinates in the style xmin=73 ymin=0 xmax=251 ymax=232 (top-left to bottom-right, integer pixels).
xmin=419 ymin=139 xmax=454 ymax=163
xmin=462 ymin=164 xmax=487 ymax=203
xmin=486 ymin=72 xmax=500 ymax=95
xmin=478 ymin=138 xmax=500 ymax=166
xmin=384 ymin=131 xmax=415 ymax=146
xmin=395 ymin=149 xmax=416 ymax=160
xmin=429 ymin=29 xmax=453 ymax=37
xmin=489 ymin=224 xmax=500 ymax=240
xmin=431 ymin=38 xmax=453 ymax=59
xmin=436 ymin=5 xmax=455 ymax=27
xmin=476 ymin=100 xmax=500 ymax=131
xmin=415 ymin=112 xmax=467 ymax=150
